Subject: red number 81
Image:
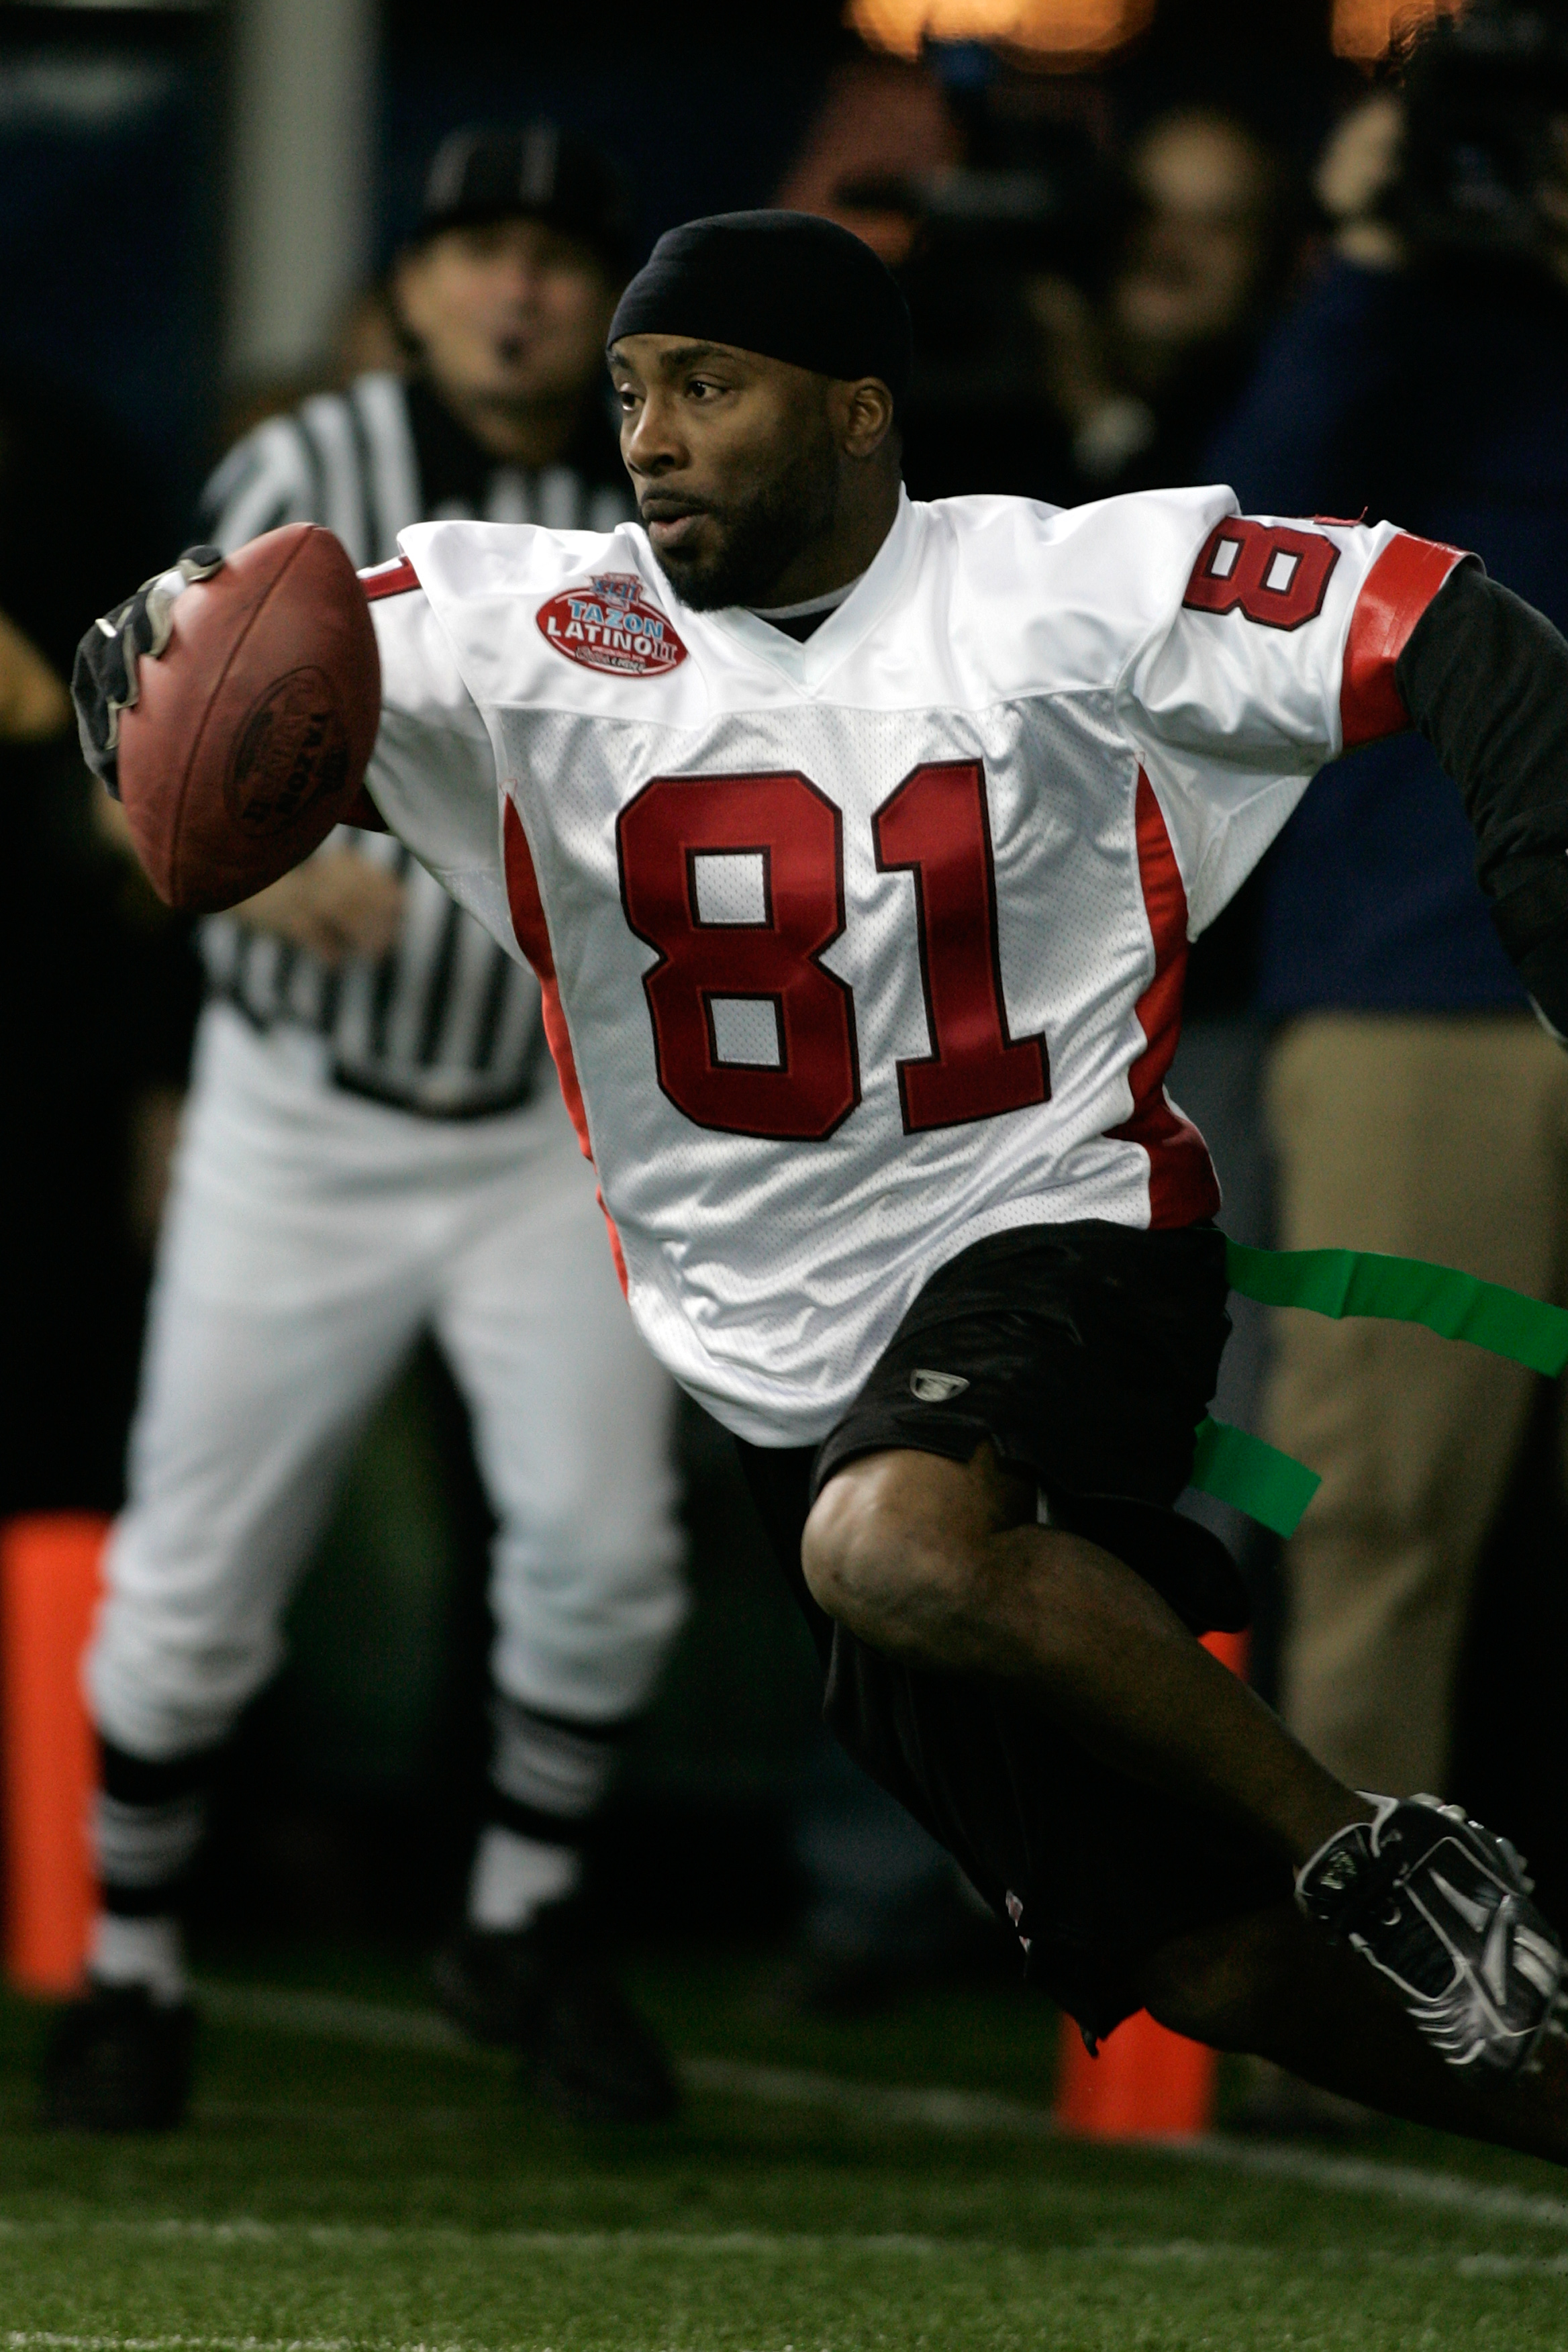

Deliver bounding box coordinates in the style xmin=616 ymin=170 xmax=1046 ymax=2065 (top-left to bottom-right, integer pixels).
xmin=615 ymin=761 xmax=1049 ymax=1142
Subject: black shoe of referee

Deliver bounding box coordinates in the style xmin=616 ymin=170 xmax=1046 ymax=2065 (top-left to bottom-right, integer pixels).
xmin=1297 ymin=1794 xmax=1565 ymax=2075
xmin=432 ymin=1902 xmax=678 ymax=2124
xmin=40 ymin=1979 xmax=196 ymax=2132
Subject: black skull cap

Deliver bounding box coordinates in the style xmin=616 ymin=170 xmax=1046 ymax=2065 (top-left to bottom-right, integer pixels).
xmin=607 ymin=210 xmax=912 ymax=406
xmin=418 ymin=121 xmax=634 ymax=272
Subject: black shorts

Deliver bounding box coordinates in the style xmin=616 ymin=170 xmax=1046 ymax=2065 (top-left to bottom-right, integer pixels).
xmin=737 ymin=1220 xmax=1289 ymax=2046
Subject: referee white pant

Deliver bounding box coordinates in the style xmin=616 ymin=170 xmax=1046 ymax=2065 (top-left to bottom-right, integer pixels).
xmin=89 ymin=1006 xmax=684 ymax=1765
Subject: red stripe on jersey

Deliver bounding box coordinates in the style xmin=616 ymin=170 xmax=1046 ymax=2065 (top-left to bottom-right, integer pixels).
xmin=502 ymin=797 xmax=630 ymax=1294
xmin=360 ymin=554 xmax=420 ymax=602
xmin=1108 ymin=772 xmax=1221 ymax=1230
xmin=1340 ymin=532 xmax=1467 ymax=750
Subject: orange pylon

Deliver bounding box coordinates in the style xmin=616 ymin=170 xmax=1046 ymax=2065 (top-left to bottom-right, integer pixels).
xmin=1 ymin=1515 xmax=105 ymax=1992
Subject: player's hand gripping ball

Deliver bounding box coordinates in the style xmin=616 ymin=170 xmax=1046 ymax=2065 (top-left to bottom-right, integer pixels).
xmin=71 ymin=524 xmax=381 ymax=913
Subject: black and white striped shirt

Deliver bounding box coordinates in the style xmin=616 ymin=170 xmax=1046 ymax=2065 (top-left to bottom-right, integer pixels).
xmin=198 ymin=372 xmax=632 ymax=1118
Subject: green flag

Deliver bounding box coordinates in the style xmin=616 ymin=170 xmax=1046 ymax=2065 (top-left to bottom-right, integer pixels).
xmin=1181 ymin=1243 xmax=1567 ymax=1536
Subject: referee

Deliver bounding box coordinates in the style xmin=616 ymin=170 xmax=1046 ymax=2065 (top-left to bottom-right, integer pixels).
xmin=199 ymin=121 xmax=636 ymax=1099
xmin=46 ymin=128 xmax=686 ymax=2133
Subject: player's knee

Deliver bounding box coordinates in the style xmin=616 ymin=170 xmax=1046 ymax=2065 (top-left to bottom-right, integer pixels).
xmin=800 ymin=1458 xmax=978 ymax=1653
xmin=1139 ymin=1949 xmax=1254 ymax=2048
xmin=492 ymin=1516 xmax=685 ymax=1629
xmin=88 ymin=1603 xmax=278 ymax=1761
xmin=89 ymin=1656 xmax=247 ymax=1763
xmin=1134 ymin=1907 xmax=1291 ymax=2051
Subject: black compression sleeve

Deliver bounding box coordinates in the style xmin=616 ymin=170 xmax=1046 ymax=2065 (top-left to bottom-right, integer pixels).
xmin=1395 ymin=560 xmax=1568 ymax=1036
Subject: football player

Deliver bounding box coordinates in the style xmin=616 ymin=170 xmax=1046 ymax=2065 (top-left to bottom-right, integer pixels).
xmin=77 ymin=211 xmax=1568 ymax=2159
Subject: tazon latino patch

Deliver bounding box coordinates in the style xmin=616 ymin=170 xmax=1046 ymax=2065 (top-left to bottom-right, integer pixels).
xmin=536 ymin=572 xmax=688 ymax=677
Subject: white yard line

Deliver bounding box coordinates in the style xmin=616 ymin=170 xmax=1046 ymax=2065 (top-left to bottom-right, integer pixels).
xmin=3 ymin=2339 xmax=363 ymax=2351
xmin=6 ymin=2228 xmax=1568 ymax=2282
xmin=3 ymin=2340 xmax=391 ymax=2352
xmin=0 ymin=2223 xmax=953 ymax=2255
xmin=2 ymin=2339 xmax=473 ymax=2352
xmin=197 ymin=1987 xmax=470 ymax=2056
xmin=3 ymin=2335 xmax=624 ymax=2352
xmin=691 ymin=2054 xmax=1568 ymax=2233
xmin=193 ymin=1981 xmax=1568 ymax=2235
xmin=3 ymin=2339 xmax=355 ymax=2351
xmin=1167 ymin=2134 xmax=1568 ymax=2230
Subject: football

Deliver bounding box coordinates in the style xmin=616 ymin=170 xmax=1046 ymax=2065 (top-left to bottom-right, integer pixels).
xmin=116 ymin=522 xmax=382 ymax=914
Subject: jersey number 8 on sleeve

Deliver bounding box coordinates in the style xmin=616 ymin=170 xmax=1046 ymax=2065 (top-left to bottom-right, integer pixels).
xmin=1181 ymin=517 xmax=1340 ymax=630
xmin=616 ymin=761 xmax=1049 ymax=1143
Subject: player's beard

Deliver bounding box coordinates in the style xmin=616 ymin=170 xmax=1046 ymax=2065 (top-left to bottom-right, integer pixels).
xmin=643 ymin=434 xmax=840 ymax=612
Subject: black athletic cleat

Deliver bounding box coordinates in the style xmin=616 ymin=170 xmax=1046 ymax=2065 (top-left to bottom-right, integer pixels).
xmin=432 ymin=1908 xmax=679 ymax=2124
xmin=41 ymin=1979 xmax=195 ymax=2131
xmin=1297 ymin=1794 xmax=1565 ymax=2075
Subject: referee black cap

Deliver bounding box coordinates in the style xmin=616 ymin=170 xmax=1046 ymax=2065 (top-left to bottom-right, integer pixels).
xmin=608 ymin=211 xmax=912 ymax=409
xmin=415 ymin=121 xmax=636 ymax=275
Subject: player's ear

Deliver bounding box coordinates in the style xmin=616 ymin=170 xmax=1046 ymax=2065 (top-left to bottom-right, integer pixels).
xmin=832 ymin=377 xmax=897 ymax=463
xmin=390 ymin=239 xmax=442 ymax=346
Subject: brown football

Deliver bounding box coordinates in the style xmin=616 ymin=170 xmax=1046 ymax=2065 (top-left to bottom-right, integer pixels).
xmin=116 ymin=523 xmax=383 ymax=913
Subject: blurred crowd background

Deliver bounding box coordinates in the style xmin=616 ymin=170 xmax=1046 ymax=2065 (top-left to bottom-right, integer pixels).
xmin=7 ymin=0 xmax=1568 ymax=2018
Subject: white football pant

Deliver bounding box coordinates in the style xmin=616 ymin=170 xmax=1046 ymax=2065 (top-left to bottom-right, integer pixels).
xmin=89 ymin=1006 xmax=685 ymax=1763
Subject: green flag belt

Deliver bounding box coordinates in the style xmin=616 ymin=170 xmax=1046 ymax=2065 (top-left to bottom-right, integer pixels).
xmin=1187 ymin=1242 xmax=1568 ymax=1538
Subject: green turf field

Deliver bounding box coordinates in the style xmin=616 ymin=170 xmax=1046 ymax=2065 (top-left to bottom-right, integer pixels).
xmin=5 ymin=1949 xmax=1568 ymax=2351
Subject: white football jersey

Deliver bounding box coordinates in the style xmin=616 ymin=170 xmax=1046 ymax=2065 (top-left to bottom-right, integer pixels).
xmin=359 ymin=487 xmax=1461 ymax=1447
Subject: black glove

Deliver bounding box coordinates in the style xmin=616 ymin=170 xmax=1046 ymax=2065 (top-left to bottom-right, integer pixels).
xmin=70 ymin=545 xmax=225 ymax=797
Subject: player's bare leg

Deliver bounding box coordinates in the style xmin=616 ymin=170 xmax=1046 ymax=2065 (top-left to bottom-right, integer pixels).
xmin=802 ymin=1442 xmax=1367 ymax=1866
xmin=1134 ymin=1901 xmax=1568 ymax=2165
xmin=805 ymin=1442 xmax=1565 ymax=2086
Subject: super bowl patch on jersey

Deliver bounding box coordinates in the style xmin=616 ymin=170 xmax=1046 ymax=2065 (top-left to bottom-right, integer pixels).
xmin=536 ymin=573 xmax=687 ymax=678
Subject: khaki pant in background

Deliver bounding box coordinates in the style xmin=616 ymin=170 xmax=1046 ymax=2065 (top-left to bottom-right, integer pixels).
xmin=1264 ymin=1012 xmax=1568 ymax=1797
